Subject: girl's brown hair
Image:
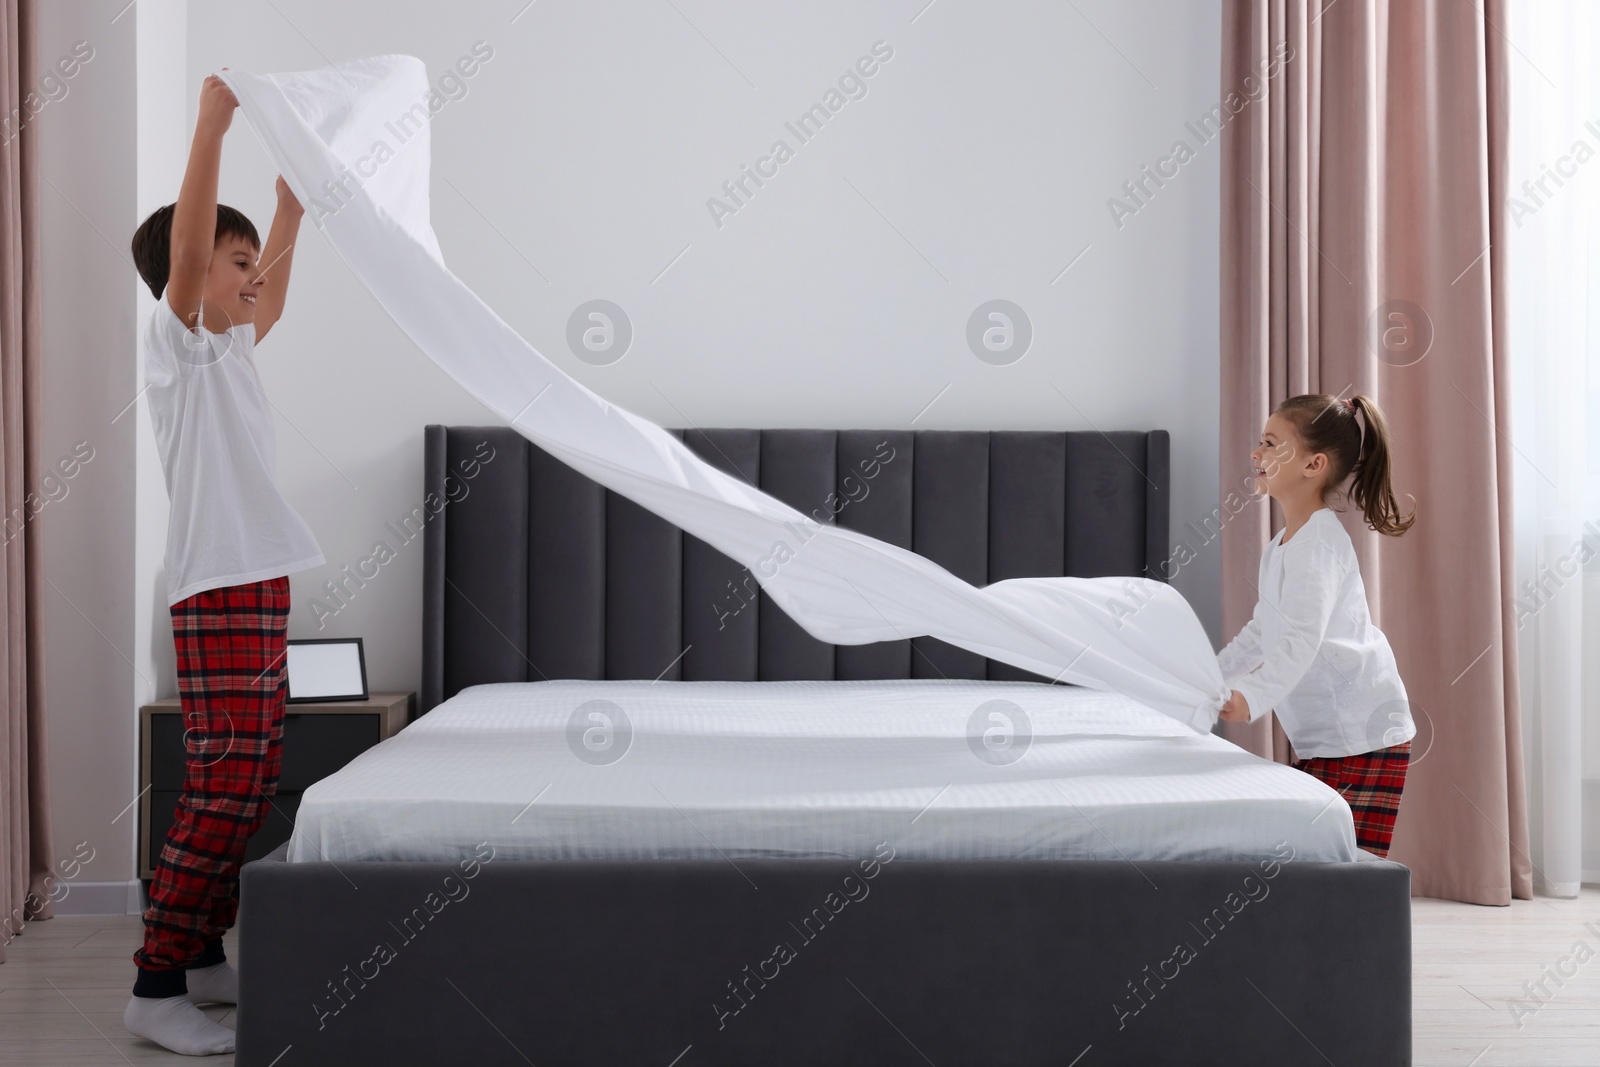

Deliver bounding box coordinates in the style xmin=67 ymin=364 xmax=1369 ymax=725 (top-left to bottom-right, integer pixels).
xmin=1274 ymin=393 xmax=1416 ymax=537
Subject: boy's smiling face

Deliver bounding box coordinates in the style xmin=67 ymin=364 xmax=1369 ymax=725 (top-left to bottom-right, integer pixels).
xmin=194 ymin=233 xmax=263 ymax=333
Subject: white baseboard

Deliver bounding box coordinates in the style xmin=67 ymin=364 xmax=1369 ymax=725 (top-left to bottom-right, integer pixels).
xmin=48 ymin=880 xmax=144 ymax=916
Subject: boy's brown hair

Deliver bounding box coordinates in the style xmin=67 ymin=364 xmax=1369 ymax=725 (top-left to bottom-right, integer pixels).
xmin=130 ymin=203 xmax=261 ymax=300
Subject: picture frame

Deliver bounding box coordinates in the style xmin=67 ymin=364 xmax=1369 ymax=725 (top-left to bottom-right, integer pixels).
xmin=285 ymin=637 xmax=370 ymax=703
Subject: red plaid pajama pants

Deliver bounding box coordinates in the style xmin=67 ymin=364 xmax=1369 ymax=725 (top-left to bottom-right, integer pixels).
xmin=1292 ymin=741 xmax=1411 ymax=858
xmin=135 ymin=575 xmax=290 ymax=974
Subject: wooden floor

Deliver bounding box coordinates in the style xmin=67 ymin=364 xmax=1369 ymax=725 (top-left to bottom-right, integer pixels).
xmin=0 ymin=915 xmax=238 ymax=1065
xmin=2 ymin=889 xmax=1598 ymax=1065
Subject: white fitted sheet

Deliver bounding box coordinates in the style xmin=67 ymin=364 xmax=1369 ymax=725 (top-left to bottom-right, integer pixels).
xmin=286 ymin=680 xmax=1358 ymax=864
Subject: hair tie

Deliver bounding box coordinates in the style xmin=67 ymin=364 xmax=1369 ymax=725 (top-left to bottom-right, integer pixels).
xmin=1347 ymin=397 xmax=1365 ymax=455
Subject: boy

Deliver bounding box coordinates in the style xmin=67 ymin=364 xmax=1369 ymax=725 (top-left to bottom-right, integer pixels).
xmin=124 ymin=72 xmax=323 ymax=1056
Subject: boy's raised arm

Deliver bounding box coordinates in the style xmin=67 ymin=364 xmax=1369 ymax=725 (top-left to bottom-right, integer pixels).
xmin=166 ymin=74 xmax=236 ymax=329
xmin=252 ymin=177 xmax=303 ymax=343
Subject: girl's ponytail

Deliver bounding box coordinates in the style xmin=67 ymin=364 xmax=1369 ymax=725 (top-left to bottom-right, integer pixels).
xmin=1346 ymin=395 xmax=1415 ymax=536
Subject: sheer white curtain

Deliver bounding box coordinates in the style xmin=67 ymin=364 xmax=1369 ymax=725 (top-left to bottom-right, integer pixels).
xmin=1508 ymin=0 xmax=1600 ymax=896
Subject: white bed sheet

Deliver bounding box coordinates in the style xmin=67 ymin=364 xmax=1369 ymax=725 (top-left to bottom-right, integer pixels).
xmin=216 ymin=56 xmax=1232 ymax=732
xmin=285 ymin=680 xmax=1358 ymax=864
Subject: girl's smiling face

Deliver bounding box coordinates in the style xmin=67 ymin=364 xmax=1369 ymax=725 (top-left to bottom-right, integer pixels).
xmin=1250 ymin=413 xmax=1309 ymax=498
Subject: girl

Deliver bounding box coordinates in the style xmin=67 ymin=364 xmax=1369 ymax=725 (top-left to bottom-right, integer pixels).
xmin=1216 ymin=394 xmax=1417 ymax=858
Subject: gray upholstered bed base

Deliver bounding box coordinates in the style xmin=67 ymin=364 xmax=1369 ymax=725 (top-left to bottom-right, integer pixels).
xmin=234 ymin=426 xmax=1413 ymax=1065
xmin=238 ymin=846 xmax=1410 ymax=1065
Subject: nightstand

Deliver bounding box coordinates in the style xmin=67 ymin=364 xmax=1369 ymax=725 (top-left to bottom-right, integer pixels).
xmin=137 ymin=692 xmax=413 ymax=881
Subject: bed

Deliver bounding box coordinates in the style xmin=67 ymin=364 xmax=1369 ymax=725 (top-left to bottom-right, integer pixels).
xmin=235 ymin=425 xmax=1411 ymax=1066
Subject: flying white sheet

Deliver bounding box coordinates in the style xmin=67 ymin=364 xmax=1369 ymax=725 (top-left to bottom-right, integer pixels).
xmin=216 ymin=56 xmax=1229 ymax=732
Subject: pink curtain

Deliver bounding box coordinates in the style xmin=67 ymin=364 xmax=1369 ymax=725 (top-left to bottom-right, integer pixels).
xmin=0 ymin=0 xmax=55 ymax=960
xmin=1218 ymin=0 xmax=1530 ymax=904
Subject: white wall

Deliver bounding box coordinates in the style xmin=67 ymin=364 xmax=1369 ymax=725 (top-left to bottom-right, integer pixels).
xmin=127 ymin=0 xmax=189 ymax=915
xmin=37 ymin=0 xmax=142 ymax=915
xmin=45 ymin=0 xmax=1224 ymax=892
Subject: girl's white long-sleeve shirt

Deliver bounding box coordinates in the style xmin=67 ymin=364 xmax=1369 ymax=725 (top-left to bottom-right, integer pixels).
xmin=1216 ymin=507 xmax=1414 ymax=759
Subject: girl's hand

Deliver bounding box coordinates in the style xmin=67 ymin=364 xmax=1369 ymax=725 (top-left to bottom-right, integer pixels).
xmin=197 ymin=73 xmax=238 ymax=135
xmin=1218 ymin=690 xmax=1251 ymax=722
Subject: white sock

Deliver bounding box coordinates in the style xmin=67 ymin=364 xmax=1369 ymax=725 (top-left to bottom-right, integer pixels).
xmin=124 ymin=994 xmax=236 ymax=1056
xmin=186 ymin=960 xmax=238 ymax=1005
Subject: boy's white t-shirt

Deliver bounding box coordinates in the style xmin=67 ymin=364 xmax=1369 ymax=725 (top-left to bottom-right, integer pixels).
xmin=142 ymin=300 xmax=325 ymax=607
xmin=1216 ymin=506 xmax=1415 ymax=759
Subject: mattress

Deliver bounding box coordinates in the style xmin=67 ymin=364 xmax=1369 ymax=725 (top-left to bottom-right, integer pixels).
xmin=285 ymin=679 xmax=1358 ymax=864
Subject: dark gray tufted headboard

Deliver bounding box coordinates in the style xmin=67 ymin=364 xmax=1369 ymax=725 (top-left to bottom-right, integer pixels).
xmin=420 ymin=426 xmax=1170 ymax=714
